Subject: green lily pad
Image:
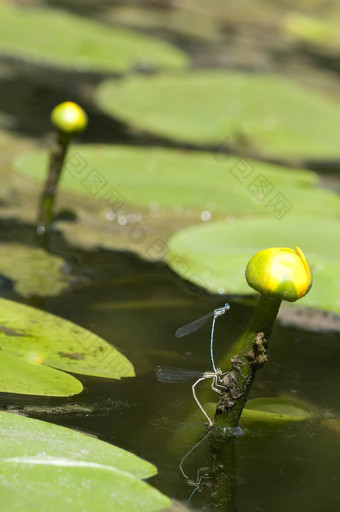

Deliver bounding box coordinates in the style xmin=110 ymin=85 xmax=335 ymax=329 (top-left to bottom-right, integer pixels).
xmin=15 ymin=145 xmax=339 ymax=219
xmin=0 ymin=351 xmax=82 ymax=396
xmin=94 ymin=71 xmax=340 ymax=160
xmin=0 ymin=411 xmax=170 ymax=512
xmin=0 ymin=243 xmax=72 ymax=297
xmin=166 ymin=216 xmax=340 ymax=315
xmin=168 ymin=395 xmax=314 ymax=458
xmin=0 ymin=298 xmax=135 ymax=385
xmin=0 ymin=3 xmax=188 ymax=73
xmin=240 ymin=397 xmax=314 ymax=427
xmin=199 ymin=397 xmax=313 ymax=429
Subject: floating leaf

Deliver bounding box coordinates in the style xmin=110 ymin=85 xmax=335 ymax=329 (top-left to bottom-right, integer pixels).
xmin=0 ymin=411 xmax=170 ymax=512
xmin=95 ymin=71 xmax=340 ymax=160
xmin=15 ymin=145 xmax=338 ymax=219
xmin=167 ymin=396 xmax=314 ymax=458
xmin=166 ymin=216 xmax=340 ymax=315
xmin=240 ymin=397 xmax=314 ymax=426
xmin=0 ymin=243 xmax=72 ymax=297
xmin=199 ymin=398 xmax=314 ymax=429
xmin=0 ymin=351 xmax=82 ymax=396
xmin=0 ymin=3 xmax=188 ymax=73
xmin=0 ymin=298 xmax=135 ymax=386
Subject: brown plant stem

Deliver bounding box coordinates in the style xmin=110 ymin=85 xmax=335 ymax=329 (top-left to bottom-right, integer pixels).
xmin=37 ymin=131 xmax=70 ymax=232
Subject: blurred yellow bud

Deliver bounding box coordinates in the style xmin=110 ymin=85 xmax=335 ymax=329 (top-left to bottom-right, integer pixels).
xmin=245 ymin=247 xmax=312 ymax=302
xmin=51 ymin=101 xmax=88 ymax=134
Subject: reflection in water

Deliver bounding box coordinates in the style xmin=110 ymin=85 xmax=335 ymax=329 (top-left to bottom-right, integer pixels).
xmin=180 ymin=431 xmax=212 ymax=502
xmin=179 ymin=429 xmax=239 ymax=512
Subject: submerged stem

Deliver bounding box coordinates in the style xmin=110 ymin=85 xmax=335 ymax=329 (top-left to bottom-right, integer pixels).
xmin=209 ymin=431 xmax=238 ymax=512
xmin=214 ymin=294 xmax=281 ymax=429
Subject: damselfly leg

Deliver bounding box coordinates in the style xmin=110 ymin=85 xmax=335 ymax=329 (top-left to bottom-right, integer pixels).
xmin=179 ymin=431 xmax=212 ymax=502
xmin=192 ymin=369 xmax=228 ymax=426
xmin=156 ymin=366 xmax=228 ymax=426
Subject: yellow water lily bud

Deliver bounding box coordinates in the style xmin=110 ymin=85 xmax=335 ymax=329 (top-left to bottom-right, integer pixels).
xmin=245 ymin=247 xmax=312 ymax=302
xmin=51 ymin=101 xmax=88 ymax=134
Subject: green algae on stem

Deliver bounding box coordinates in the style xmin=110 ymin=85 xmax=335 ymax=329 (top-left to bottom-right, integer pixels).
xmin=214 ymin=294 xmax=281 ymax=429
xmin=37 ymin=131 xmax=70 ymax=232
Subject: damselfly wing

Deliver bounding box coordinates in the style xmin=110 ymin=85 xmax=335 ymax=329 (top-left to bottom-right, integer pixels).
xmin=175 ymin=303 xmax=230 ymax=338
xmin=155 ymin=365 xmax=204 ymax=383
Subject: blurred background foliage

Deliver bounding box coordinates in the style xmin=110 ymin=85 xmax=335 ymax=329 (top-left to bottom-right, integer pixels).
xmin=0 ymin=0 xmax=339 ymax=312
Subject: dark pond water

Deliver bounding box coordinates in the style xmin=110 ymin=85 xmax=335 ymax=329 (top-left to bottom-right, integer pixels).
xmin=0 ymin=220 xmax=339 ymax=512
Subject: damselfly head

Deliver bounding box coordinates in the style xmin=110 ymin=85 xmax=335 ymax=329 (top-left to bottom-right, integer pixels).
xmin=214 ymin=303 xmax=230 ymax=317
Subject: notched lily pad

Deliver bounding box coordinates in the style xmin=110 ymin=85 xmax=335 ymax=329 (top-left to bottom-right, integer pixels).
xmin=0 ymin=243 xmax=72 ymax=297
xmin=0 ymin=298 xmax=135 ymax=389
xmin=0 ymin=2 xmax=189 ymax=73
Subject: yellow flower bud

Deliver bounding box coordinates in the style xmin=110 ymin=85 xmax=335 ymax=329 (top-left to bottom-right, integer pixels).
xmin=51 ymin=101 xmax=88 ymax=134
xmin=245 ymin=247 xmax=312 ymax=302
